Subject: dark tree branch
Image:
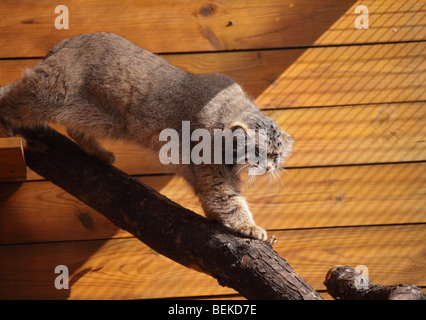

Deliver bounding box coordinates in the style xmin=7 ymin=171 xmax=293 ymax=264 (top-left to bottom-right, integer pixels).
xmin=15 ymin=126 xmax=322 ymax=300
xmin=324 ymin=266 xmax=426 ymax=300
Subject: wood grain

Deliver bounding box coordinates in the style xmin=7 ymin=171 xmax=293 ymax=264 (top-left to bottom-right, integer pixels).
xmin=1 ymin=162 xmax=424 ymax=244
xmin=0 ymin=0 xmax=348 ymax=57
xmin=268 ymin=102 xmax=426 ymax=166
xmin=1 ymin=0 xmax=423 ymax=58
xmin=1 ymin=224 xmax=424 ymax=299
xmin=0 ymin=137 xmax=26 ymax=181
xmin=256 ymin=42 xmax=426 ymax=108
xmin=313 ymin=0 xmax=426 ymax=45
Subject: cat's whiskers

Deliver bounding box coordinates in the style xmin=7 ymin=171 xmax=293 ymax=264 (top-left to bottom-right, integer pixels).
xmin=245 ymin=173 xmax=252 ymax=187
xmin=275 ymin=168 xmax=287 ymax=192
xmin=267 ymin=170 xmax=273 ymax=191
xmin=266 ymin=169 xmax=277 ymax=191
xmin=273 ymin=170 xmax=280 ymax=191
xmin=246 ymin=166 xmax=258 ymax=188
xmin=236 ymin=163 xmax=251 ymax=176
xmin=242 ymin=166 xmax=252 ymax=188
xmin=279 ymin=167 xmax=291 ymax=176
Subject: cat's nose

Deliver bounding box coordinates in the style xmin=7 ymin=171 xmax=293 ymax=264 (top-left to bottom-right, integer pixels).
xmin=266 ymin=166 xmax=273 ymax=172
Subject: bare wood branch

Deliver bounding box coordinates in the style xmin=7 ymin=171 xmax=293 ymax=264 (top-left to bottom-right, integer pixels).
xmin=16 ymin=126 xmax=323 ymax=300
xmin=324 ymin=266 xmax=425 ymax=300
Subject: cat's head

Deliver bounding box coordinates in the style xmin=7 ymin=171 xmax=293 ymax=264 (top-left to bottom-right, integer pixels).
xmin=230 ymin=116 xmax=294 ymax=176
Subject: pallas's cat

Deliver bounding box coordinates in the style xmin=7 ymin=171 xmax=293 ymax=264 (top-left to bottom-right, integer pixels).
xmin=0 ymin=33 xmax=293 ymax=240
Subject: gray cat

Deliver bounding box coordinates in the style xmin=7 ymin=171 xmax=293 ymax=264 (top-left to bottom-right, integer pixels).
xmin=0 ymin=32 xmax=293 ymax=240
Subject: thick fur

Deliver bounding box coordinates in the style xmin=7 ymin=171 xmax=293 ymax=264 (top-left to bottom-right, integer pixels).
xmin=0 ymin=32 xmax=293 ymax=240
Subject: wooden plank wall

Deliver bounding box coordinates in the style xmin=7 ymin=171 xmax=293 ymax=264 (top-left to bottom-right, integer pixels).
xmin=0 ymin=0 xmax=425 ymax=299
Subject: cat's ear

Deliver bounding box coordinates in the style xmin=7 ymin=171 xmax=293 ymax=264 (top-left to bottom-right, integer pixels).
xmin=229 ymin=121 xmax=249 ymax=134
xmin=230 ymin=121 xmax=255 ymax=139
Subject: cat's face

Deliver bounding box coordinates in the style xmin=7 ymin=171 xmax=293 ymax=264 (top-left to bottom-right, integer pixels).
xmin=232 ymin=118 xmax=294 ymax=177
xmin=264 ymin=125 xmax=293 ymax=173
xmin=252 ymin=120 xmax=293 ymax=176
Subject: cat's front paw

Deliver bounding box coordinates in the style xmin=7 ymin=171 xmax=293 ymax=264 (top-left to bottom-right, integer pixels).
xmin=239 ymin=225 xmax=267 ymax=241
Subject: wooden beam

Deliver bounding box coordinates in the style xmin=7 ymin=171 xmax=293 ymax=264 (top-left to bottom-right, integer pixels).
xmin=0 ymin=137 xmax=26 ymax=181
